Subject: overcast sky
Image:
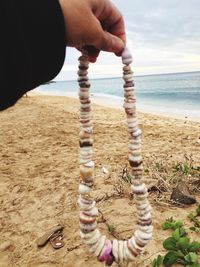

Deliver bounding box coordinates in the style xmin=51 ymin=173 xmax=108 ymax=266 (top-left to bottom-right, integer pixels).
xmin=55 ymin=0 xmax=200 ymax=81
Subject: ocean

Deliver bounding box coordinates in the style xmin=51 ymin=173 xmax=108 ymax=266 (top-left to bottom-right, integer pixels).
xmin=36 ymin=71 xmax=200 ymax=121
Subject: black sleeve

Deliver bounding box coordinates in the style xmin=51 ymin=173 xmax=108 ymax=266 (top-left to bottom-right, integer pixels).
xmin=0 ymin=0 xmax=66 ymax=111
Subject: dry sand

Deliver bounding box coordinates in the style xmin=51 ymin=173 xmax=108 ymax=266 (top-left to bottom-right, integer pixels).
xmin=0 ymin=94 xmax=200 ymax=267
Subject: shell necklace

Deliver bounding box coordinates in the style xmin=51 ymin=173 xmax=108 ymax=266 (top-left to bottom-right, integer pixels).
xmin=77 ymin=48 xmax=153 ymax=266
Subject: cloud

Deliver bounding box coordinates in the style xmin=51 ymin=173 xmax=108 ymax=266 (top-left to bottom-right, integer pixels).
xmin=55 ymin=0 xmax=200 ymax=80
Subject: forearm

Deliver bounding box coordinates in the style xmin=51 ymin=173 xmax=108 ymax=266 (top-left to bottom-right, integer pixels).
xmin=0 ymin=0 xmax=66 ymax=111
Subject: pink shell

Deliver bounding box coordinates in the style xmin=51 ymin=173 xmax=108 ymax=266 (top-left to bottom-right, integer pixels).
xmin=105 ymin=253 xmax=114 ymax=266
xmin=121 ymin=47 xmax=133 ymax=65
xmin=98 ymin=239 xmax=112 ymax=262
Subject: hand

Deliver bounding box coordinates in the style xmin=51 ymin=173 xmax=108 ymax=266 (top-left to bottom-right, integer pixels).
xmin=59 ymin=0 xmax=126 ymax=62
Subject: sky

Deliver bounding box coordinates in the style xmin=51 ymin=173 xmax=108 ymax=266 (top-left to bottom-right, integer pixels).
xmin=55 ymin=0 xmax=200 ymax=81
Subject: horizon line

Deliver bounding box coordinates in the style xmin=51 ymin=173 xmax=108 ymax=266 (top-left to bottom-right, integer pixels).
xmin=54 ymin=70 xmax=200 ymax=82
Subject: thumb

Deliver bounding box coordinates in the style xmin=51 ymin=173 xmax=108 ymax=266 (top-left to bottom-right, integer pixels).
xmin=95 ymin=31 xmax=125 ymax=54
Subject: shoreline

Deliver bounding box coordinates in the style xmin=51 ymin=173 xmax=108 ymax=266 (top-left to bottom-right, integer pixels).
xmin=34 ymin=89 xmax=200 ymax=123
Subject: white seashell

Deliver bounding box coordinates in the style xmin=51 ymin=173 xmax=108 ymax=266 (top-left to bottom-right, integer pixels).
xmin=80 ymin=151 xmax=93 ymax=158
xmin=80 ymin=158 xmax=91 ymax=164
xmin=80 ymin=229 xmax=100 ymax=239
xmin=79 ymin=212 xmax=95 ymax=223
xmin=80 ymin=112 xmax=90 ymax=116
xmin=84 ymin=161 xmax=95 ymax=168
xmin=129 ymin=148 xmax=141 ymax=153
xmin=123 ymin=77 xmax=133 ymax=83
xmin=80 ymin=138 xmax=93 ymax=144
xmin=138 ymin=212 xmax=151 ymax=221
xmin=80 ymin=111 xmax=90 ymax=116
xmin=83 ymin=127 xmax=92 ymax=134
xmin=128 ymin=127 xmax=138 ymax=134
xmin=80 ymin=156 xmax=92 ymax=162
xmin=124 ymin=92 xmax=134 ymax=98
xmin=135 ymin=198 xmax=149 ymax=206
xmin=131 ymin=128 xmax=142 ymax=137
xmin=80 ymin=165 xmax=94 ymax=179
xmin=78 ymin=69 xmax=88 ymax=76
xmin=94 ymin=235 xmax=106 ymax=256
xmin=80 ymin=130 xmax=91 ymax=139
xmin=79 ymin=91 xmax=90 ymax=98
xmin=130 ymin=236 xmax=144 ymax=252
xmin=132 ymin=179 xmax=144 ymax=186
xmin=124 ymin=241 xmax=136 ymax=261
xmin=118 ymin=240 xmax=124 ymax=263
xmin=78 ymin=195 xmax=93 ymax=204
xmin=127 ymin=117 xmax=137 ymax=123
xmin=80 ymin=157 xmax=92 ymax=162
xmin=83 ymin=230 xmax=101 ymax=245
xmin=78 ymin=63 xmax=88 ymax=69
xmin=88 ymin=236 xmax=102 ymax=253
xmin=80 ymin=153 xmax=91 ymax=158
xmin=128 ymin=143 xmax=141 ymax=150
xmin=137 ymin=202 xmax=151 ymax=209
xmin=89 ymin=233 xmax=102 ymax=253
xmin=81 ymin=122 xmax=92 ymax=128
xmin=131 ymin=183 xmax=146 ymax=193
xmin=137 ymin=225 xmax=153 ymax=234
xmin=137 ymin=202 xmax=149 ymax=210
xmin=123 ymin=65 xmax=132 ymax=72
xmin=112 ymin=239 xmax=119 ymax=263
xmin=123 ymin=240 xmax=128 ymax=260
xmin=79 ymin=184 xmax=91 ymax=195
xmin=80 ymin=149 xmax=92 ymax=155
xmin=124 ymin=86 xmax=134 ymax=91
xmin=83 ymin=206 xmax=99 ymax=217
xmin=79 ymin=81 xmax=90 ymax=87
xmin=129 ymin=150 xmax=141 ymax=157
xmin=78 ymin=197 xmax=95 ymax=210
xmin=123 ymin=102 xmax=135 ymax=109
xmin=122 ymin=47 xmax=133 ymax=65
xmin=79 ymin=221 xmax=97 ymax=232
xmin=80 ymin=146 xmax=92 ymax=152
xmin=80 ymin=116 xmax=90 ymax=121
xmin=78 ymin=55 xmax=89 ymax=63
xmin=123 ymin=74 xmax=133 ymax=81
xmin=137 ymin=206 xmax=152 ymax=216
xmin=78 ymin=75 xmax=88 ymax=81
xmin=128 ymin=121 xmax=138 ymax=128
xmin=81 ymin=103 xmax=90 ymax=109
xmin=80 ymin=100 xmax=90 ymax=106
xmin=135 ymin=230 xmax=152 ymax=241
xmin=88 ymin=240 xmax=100 ymax=253
xmin=129 ymin=155 xmax=143 ymax=162
xmin=135 ymin=192 xmax=149 ymax=201
xmin=102 ymin=167 xmax=108 ymax=174
xmin=129 ymin=139 xmax=141 ymax=145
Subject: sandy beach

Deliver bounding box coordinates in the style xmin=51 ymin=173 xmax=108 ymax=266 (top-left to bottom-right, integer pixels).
xmin=0 ymin=94 xmax=200 ymax=267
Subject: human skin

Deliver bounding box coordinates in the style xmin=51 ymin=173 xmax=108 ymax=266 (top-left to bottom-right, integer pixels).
xmin=59 ymin=0 xmax=126 ymax=62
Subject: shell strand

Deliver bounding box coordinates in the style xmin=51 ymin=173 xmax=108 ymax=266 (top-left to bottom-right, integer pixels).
xmin=77 ymin=48 xmax=153 ymax=266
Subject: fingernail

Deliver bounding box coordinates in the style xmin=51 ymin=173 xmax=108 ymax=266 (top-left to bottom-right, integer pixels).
xmin=111 ymin=37 xmax=124 ymax=53
xmin=89 ymin=56 xmax=97 ymax=63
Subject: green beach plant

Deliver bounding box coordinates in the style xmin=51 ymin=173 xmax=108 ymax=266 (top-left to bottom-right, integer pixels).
xmin=106 ymin=223 xmax=116 ymax=234
xmin=189 ymin=204 xmax=200 ymax=234
xmin=151 ymin=205 xmax=200 ymax=267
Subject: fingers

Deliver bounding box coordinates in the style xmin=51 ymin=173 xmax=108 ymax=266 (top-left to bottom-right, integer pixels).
xmin=102 ymin=31 xmax=124 ymax=53
xmin=59 ymin=0 xmax=126 ymax=59
xmin=76 ymin=0 xmax=126 ymax=58
xmin=84 ymin=9 xmax=125 ymax=57
xmin=96 ymin=0 xmax=126 ymax=54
